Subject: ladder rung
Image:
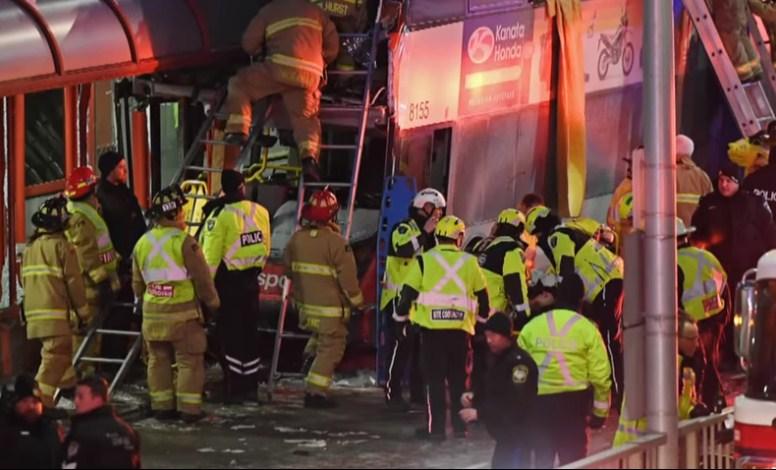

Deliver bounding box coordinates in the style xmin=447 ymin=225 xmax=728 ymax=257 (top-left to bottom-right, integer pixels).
xmin=186 ymin=165 xmax=223 ymax=173
xmin=304 ymin=182 xmax=352 ymax=188
xmin=321 ymin=144 xmax=358 ymax=150
xmin=328 ymin=70 xmax=368 ymax=76
xmin=96 ymin=329 xmax=141 ymax=337
xmin=80 ymin=357 xmax=126 ymax=364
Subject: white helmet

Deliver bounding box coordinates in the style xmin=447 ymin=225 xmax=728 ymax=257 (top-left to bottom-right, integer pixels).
xmin=412 ymin=188 xmax=446 ymax=210
xmin=676 ymin=217 xmax=696 ymax=238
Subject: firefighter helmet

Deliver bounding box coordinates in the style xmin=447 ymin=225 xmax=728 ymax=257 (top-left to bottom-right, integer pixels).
xmin=149 ymin=184 xmax=187 ymax=219
xmin=435 ymin=215 xmax=466 ymax=240
xmin=676 ymin=217 xmax=696 ymax=238
xmin=302 ymin=188 xmax=339 ymax=223
xmin=64 ymin=166 xmax=98 ymax=200
xmin=617 ymin=193 xmax=634 ymax=222
xmin=496 ymin=208 xmax=526 ymax=229
xmin=756 ymin=250 xmax=776 ymax=281
xmin=412 ymin=188 xmax=447 ymax=210
xmin=525 ymin=206 xmax=552 ymax=235
xmin=31 ymin=195 xmax=70 ymax=232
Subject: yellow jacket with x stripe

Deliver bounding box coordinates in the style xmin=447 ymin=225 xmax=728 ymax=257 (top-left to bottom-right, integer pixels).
xmin=397 ymin=244 xmax=489 ymax=335
xmin=201 ymin=200 xmax=271 ymax=276
xmin=517 ymin=308 xmax=612 ymax=418
xmin=678 ymin=246 xmax=727 ymax=322
xmin=22 ymin=231 xmax=88 ymax=338
xmin=242 ymin=0 xmax=340 ymax=90
xmin=283 ymin=222 xmax=364 ymax=326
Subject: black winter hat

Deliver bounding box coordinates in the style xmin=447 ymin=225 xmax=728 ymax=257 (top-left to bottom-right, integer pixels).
xmin=221 ymin=170 xmax=245 ymax=195
xmin=11 ymin=375 xmax=40 ymax=404
xmin=98 ymin=151 xmax=124 ymax=179
xmin=484 ymin=312 xmax=513 ymax=339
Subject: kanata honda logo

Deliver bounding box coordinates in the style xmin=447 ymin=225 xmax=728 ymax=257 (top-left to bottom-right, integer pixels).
xmin=468 ymin=26 xmax=496 ymax=64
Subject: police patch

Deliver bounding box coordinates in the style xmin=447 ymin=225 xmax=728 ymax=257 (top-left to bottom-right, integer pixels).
xmin=512 ymin=365 xmax=529 ymax=384
xmin=207 ymin=220 xmax=216 ymax=231
xmin=240 ymin=230 xmax=263 ymax=247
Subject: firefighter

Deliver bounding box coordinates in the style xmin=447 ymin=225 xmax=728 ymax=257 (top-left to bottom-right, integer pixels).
xmin=676 ymin=135 xmax=714 ymax=227
xmin=222 ymin=0 xmax=340 ymax=182
xmin=312 ymin=0 xmax=368 ymax=73
xmin=526 ymin=206 xmax=625 ymax=409
xmin=711 ymin=0 xmax=762 ymax=81
xmin=201 ymin=170 xmax=271 ymax=404
xmin=382 ymin=188 xmax=446 ymax=411
xmin=133 ymin=185 xmax=220 ymax=423
xmin=283 ymin=188 xmax=365 ymax=409
xmin=394 ymin=215 xmax=490 ymax=441
xmin=21 ymin=196 xmax=88 ymax=409
xmin=750 ymin=0 xmax=776 ymax=64
xmin=608 ymin=147 xmax=638 ymax=253
xmin=676 ymin=218 xmax=728 ymax=408
xmin=64 ymin=166 xmax=121 ymax=374
xmin=518 ymin=273 xmax=611 ymax=467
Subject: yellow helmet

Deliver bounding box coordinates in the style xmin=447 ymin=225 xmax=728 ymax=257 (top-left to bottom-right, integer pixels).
xmin=497 ymin=208 xmax=526 ymax=229
xmin=525 ymin=206 xmax=551 ymax=235
xmin=617 ymin=193 xmax=634 ymax=222
xmin=435 ymin=215 xmax=466 ymax=239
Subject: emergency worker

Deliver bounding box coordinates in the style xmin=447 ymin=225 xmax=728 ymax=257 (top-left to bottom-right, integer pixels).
xmin=312 ymin=0 xmax=368 ymax=72
xmin=711 ymin=0 xmax=762 ymax=81
xmin=283 ymin=189 xmax=365 ymax=409
xmin=394 ymin=215 xmax=490 ymax=440
xmin=222 ymin=0 xmax=340 ymax=182
xmin=21 ymin=196 xmax=88 ymax=408
xmin=201 ymin=170 xmax=271 ymax=404
xmin=676 ymin=135 xmax=714 ymax=227
xmin=133 ymin=185 xmax=220 ymax=423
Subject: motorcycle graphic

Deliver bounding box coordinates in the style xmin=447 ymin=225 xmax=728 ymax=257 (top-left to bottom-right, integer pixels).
xmin=597 ymin=12 xmax=635 ymax=81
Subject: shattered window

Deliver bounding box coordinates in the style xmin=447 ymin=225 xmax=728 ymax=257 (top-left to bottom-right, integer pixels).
xmin=25 ymin=90 xmax=65 ymax=186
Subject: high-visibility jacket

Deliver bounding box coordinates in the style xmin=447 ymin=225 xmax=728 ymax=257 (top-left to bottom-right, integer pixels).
xmin=677 ymin=157 xmax=713 ymax=227
xmin=21 ymin=232 xmax=88 ymax=339
xmin=65 ymin=200 xmax=120 ymax=302
xmin=517 ymin=308 xmax=612 ymax=418
xmin=132 ymin=221 xmax=220 ymax=341
xmin=404 ymin=245 xmax=488 ymax=335
xmin=678 ymin=246 xmax=727 ymax=322
xmin=477 ymin=236 xmax=530 ymax=318
xmin=241 ymin=0 xmax=340 ymax=90
xmin=283 ymin=223 xmax=364 ymax=328
xmin=201 ymin=200 xmax=271 ymax=276
xmin=380 ymin=219 xmax=427 ymax=310
xmin=543 ymin=228 xmax=624 ymax=303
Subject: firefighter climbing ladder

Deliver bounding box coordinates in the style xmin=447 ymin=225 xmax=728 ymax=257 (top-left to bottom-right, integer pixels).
xmin=683 ymin=0 xmax=776 ymax=136
xmin=264 ymin=0 xmax=387 ymax=401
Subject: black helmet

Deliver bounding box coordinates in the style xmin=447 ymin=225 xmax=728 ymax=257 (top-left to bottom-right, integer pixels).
xmin=148 ymin=184 xmax=187 ymax=219
xmin=31 ymin=195 xmax=70 ymax=232
xmin=0 ymin=375 xmax=41 ymax=414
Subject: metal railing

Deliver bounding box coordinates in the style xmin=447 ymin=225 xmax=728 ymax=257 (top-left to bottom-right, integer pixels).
xmin=561 ymin=409 xmax=735 ymax=469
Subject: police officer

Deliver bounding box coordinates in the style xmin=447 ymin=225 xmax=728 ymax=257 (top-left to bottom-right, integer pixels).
xmin=201 ymin=170 xmax=271 ymax=404
xmin=63 ymin=377 xmax=140 ymax=469
xmin=518 ymin=274 xmax=611 ymax=467
xmin=394 ymin=215 xmax=490 ymax=440
xmin=223 ymin=0 xmax=340 ymax=181
xmin=526 ymin=205 xmax=625 ymax=409
xmin=677 ymin=218 xmax=728 ymax=408
xmin=133 ymin=185 xmax=220 ymax=423
xmin=459 ymin=313 xmax=538 ymax=469
xmin=21 ymin=196 xmax=88 ymax=408
xmin=382 ymin=188 xmax=446 ymax=411
xmin=64 ymin=166 xmax=121 ymax=375
xmin=284 ymin=189 xmax=365 ymax=409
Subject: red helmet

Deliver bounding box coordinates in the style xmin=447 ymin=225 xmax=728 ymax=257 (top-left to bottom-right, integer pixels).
xmin=302 ymin=188 xmax=339 ymax=223
xmin=65 ymin=166 xmax=98 ymax=200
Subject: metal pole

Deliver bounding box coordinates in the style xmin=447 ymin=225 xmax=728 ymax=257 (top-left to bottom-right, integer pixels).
xmin=643 ymin=1 xmax=678 ymax=468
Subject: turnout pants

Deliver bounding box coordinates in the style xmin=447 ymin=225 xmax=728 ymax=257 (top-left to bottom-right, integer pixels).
xmin=533 ymin=390 xmax=591 ymax=468
xmin=303 ymin=315 xmax=348 ymax=396
xmin=586 ymin=280 xmax=624 ymax=409
xmin=146 ymin=320 xmax=207 ymax=416
xmin=224 ymin=62 xmax=322 ymax=167
xmin=36 ymin=336 xmax=77 ymax=408
xmin=419 ymin=329 xmax=471 ymax=436
xmin=383 ymin=308 xmax=424 ymax=404
xmin=216 ymin=267 xmax=261 ymax=400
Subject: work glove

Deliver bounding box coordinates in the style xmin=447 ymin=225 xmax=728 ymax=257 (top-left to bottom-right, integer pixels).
xmin=588 ymin=415 xmax=606 ymax=430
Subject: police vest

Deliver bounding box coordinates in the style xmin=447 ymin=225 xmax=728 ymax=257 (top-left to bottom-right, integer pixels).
xmin=66 ymin=201 xmax=119 ymax=274
xmin=134 ymin=227 xmax=196 ymax=312
xmin=202 ymin=201 xmax=270 ymax=274
xmin=478 ymin=236 xmax=530 ymax=316
xmin=517 ymin=309 xmax=611 ymax=418
xmin=548 ymin=230 xmax=623 ymax=303
xmin=409 ymin=246 xmax=482 ymax=335
xmin=381 ymin=219 xmax=423 ymax=310
xmin=678 ymin=247 xmax=727 ymax=322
